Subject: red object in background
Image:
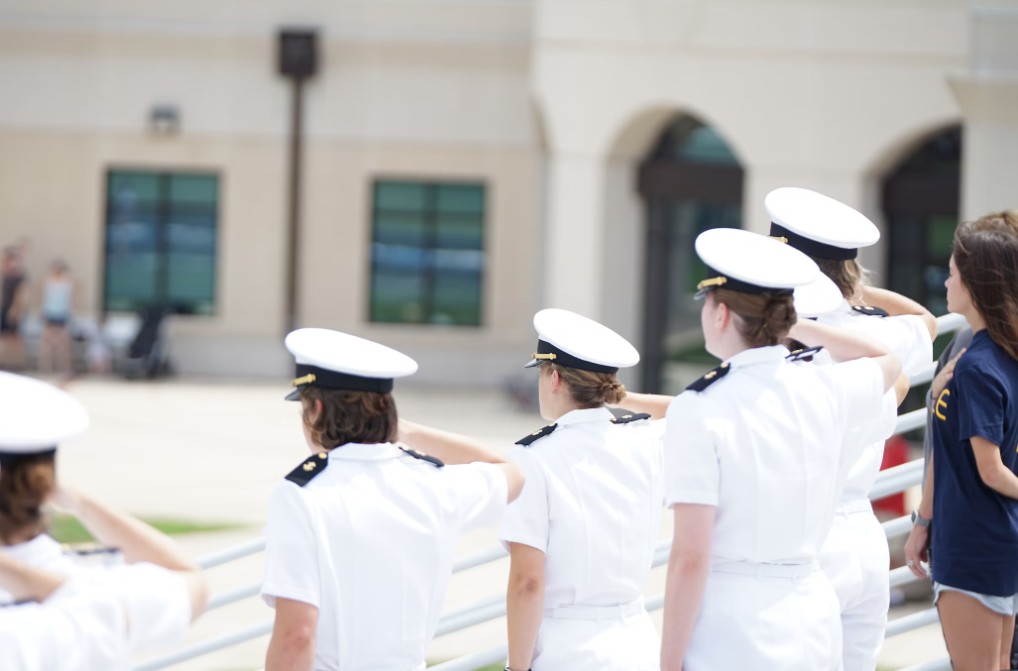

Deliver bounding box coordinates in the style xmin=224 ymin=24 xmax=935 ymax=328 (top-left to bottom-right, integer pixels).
xmin=873 ymin=434 xmax=909 ymax=517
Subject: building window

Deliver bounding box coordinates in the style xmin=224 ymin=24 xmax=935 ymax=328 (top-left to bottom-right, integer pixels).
xmin=369 ymin=180 xmax=485 ymax=326
xmin=103 ymin=170 xmax=218 ymax=315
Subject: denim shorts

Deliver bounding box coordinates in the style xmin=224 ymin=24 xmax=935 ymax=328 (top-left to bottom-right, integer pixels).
xmin=934 ymin=581 xmax=1018 ymax=616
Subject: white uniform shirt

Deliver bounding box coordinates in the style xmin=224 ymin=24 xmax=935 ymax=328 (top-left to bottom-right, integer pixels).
xmin=0 ymin=563 xmax=191 ymax=671
xmin=818 ymin=303 xmax=932 ymax=502
xmin=261 ymin=443 xmax=507 ymax=671
xmin=499 ymin=407 xmax=665 ymax=608
xmin=664 ymin=346 xmax=892 ymax=563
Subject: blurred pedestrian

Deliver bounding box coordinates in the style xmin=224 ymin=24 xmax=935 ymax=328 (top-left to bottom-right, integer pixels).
xmin=0 ymin=246 xmax=28 ymax=371
xmin=38 ymin=259 xmax=76 ymax=377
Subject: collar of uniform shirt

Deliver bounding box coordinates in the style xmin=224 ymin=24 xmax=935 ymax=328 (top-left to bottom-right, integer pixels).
xmin=554 ymin=406 xmax=615 ymax=426
xmin=324 ymin=442 xmax=404 ymax=461
xmin=722 ymin=344 xmax=791 ymax=370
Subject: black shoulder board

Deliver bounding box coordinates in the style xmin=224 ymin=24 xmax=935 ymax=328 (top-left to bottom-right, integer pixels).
xmin=685 ymin=362 xmax=731 ymax=392
xmin=63 ymin=544 xmax=119 ymax=557
xmin=516 ymin=423 xmax=558 ymax=447
xmin=786 ymin=345 xmax=824 ymax=363
xmin=285 ymin=451 xmax=330 ymax=487
xmin=852 ymin=305 xmax=889 ymax=318
xmin=398 ymin=446 xmax=444 ymax=468
xmin=609 ymin=407 xmax=651 ymax=424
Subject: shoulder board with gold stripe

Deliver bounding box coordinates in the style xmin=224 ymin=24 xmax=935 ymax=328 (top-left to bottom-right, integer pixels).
xmin=786 ymin=345 xmax=824 ymax=363
xmin=285 ymin=451 xmax=330 ymax=487
xmin=516 ymin=424 xmax=558 ymax=447
xmin=398 ymin=446 xmax=444 ymax=468
xmin=608 ymin=407 xmax=651 ymax=424
xmin=685 ymin=362 xmax=731 ymax=392
xmin=852 ymin=305 xmax=889 ymax=318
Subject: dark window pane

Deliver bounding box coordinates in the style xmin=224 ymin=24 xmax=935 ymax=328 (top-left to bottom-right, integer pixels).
xmin=368 ymin=180 xmax=485 ymax=326
xmin=169 ymin=175 xmax=218 ymax=204
xmin=436 ymin=184 xmax=485 ymax=214
xmin=375 ymin=182 xmax=426 ymax=212
xmin=104 ymin=170 xmax=218 ymax=315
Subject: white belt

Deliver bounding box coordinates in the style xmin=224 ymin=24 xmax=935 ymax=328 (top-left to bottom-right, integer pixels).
xmin=544 ymin=598 xmax=644 ymax=621
xmin=712 ymin=560 xmax=816 ymax=579
xmin=836 ymin=498 xmax=873 ymax=515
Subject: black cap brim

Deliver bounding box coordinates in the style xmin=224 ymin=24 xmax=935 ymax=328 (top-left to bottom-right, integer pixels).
xmin=284 ymin=388 xmax=301 ymax=401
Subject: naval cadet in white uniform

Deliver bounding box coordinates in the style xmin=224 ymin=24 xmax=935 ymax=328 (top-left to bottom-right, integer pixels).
xmin=660 ymin=229 xmax=902 ymax=671
xmin=767 ymin=187 xmax=935 ymax=671
xmin=261 ymin=329 xmax=524 ymax=671
xmin=0 ymin=371 xmax=206 ymax=671
xmin=500 ymin=309 xmax=665 ymax=671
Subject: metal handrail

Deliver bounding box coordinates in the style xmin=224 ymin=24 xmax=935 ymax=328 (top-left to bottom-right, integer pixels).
xmin=139 ymin=311 xmax=967 ymax=670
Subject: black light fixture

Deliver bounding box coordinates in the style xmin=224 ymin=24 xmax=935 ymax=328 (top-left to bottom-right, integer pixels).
xmin=149 ymin=104 xmax=180 ymax=135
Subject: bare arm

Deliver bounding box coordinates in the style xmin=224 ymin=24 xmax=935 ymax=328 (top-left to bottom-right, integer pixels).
xmin=265 ymin=597 xmax=318 ymax=671
xmin=506 ymin=542 xmax=545 ymax=671
xmin=398 ymin=419 xmax=506 ymax=465
xmin=861 ymin=286 xmax=938 ymax=341
xmin=660 ymin=504 xmax=715 ymax=671
xmin=0 ymin=553 xmax=65 ymax=603
xmin=893 ymin=372 xmax=910 ymax=407
xmin=51 ymin=486 xmax=208 ymax=619
xmin=904 ymin=451 xmax=934 ymax=578
xmin=615 ymin=391 xmax=673 ymax=420
xmin=971 ymin=436 xmax=1018 ymax=499
xmin=787 ymin=319 xmax=901 ymax=392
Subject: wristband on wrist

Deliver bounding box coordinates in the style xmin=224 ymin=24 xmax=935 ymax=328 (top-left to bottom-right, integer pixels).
xmin=911 ymin=510 xmax=932 ymax=528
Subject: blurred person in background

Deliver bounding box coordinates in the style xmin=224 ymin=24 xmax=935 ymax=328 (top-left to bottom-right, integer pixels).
xmin=0 ymin=371 xmax=208 ymax=670
xmin=905 ymin=211 xmax=1018 ymax=671
xmin=38 ymin=259 xmax=76 ymax=377
xmin=0 ymin=246 xmax=28 ymax=371
xmin=766 ymin=187 xmax=934 ymax=670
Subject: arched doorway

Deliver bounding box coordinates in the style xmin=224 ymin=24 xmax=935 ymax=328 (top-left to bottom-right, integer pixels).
xmin=881 ymin=125 xmax=962 ymax=317
xmin=638 ymin=115 xmax=744 ymax=393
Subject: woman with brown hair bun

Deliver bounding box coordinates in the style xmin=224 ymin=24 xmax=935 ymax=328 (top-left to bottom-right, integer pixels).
xmin=500 ymin=308 xmax=666 ymax=671
xmin=766 ymin=187 xmax=934 ymax=671
xmin=660 ymin=228 xmax=901 ymax=671
xmin=262 ymin=328 xmax=524 ymax=671
xmin=904 ymin=210 xmax=1018 ymax=671
xmin=0 ymin=371 xmax=207 ymax=670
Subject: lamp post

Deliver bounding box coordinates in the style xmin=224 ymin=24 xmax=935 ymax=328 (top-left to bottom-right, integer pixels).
xmin=277 ymin=28 xmax=318 ymax=334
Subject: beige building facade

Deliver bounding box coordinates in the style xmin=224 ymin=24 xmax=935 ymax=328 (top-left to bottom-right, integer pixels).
xmin=0 ymin=0 xmax=1014 ymax=389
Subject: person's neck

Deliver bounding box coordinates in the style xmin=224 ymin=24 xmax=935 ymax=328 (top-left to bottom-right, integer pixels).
xmin=965 ymin=308 xmax=988 ymax=334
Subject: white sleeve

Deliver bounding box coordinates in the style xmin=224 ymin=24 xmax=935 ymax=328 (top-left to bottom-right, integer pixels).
xmin=442 ymin=462 xmax=508 ymax=531
xmin=888 ymin=314 xmax=934 ymax=378
xmin=827 ymin=358 xmax=894 ymax=450
xmin=107 ymin=563 xmax=191 ymax=652
xmin=499 ymin=447 xmax=549 ymax=553
xmin=261 ymin=482 xmax=320 ymax=609
xmin=0 ymin=579 xmax=129 ymax=671
xmin=663 ymin=392 xmax=719 ymax=508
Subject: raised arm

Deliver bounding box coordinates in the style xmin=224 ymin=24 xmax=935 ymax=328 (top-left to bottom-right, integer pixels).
xmin=860 ymin=286 xmax=937 ymax=340
xmin=0 ymin=553 xmax=65 ymax=603
xmin=50 ymin=485 xmax=208 ymax=620
xmin=787 ymin=319 xmax=901 ymax=392
xmin=615 ymin=391 xmax=674 ymax=420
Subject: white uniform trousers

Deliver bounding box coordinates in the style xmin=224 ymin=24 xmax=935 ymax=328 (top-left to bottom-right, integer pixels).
xmin=685 ymin=563 xmax=843 ymax=671
xmin=819 ymin=501 xmax=889 ymax=671
xmin=532 ymin=600 xmax=658 ymax=671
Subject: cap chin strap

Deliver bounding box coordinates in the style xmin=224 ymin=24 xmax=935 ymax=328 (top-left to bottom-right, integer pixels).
xmin=291 ymin=364 xmax=394 ymax=393
xmin=531 ymin=340 xmax=619 ymax=374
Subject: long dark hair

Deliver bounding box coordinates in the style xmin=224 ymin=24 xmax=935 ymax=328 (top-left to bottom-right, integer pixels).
xmin=952 ymin=211 xmax=1018 ymax=362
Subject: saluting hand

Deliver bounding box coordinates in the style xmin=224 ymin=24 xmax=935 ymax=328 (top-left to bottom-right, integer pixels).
xmin=931 ymin=348 xmax=966 ymax=399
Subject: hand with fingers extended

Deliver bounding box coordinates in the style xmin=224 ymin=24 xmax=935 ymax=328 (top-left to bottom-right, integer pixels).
xmin=931 ymin=347 xmax=966 ymax=399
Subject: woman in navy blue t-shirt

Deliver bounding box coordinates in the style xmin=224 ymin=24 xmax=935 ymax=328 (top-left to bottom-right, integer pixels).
xmin=905 ymin=210 xmax=1018 ymax=670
